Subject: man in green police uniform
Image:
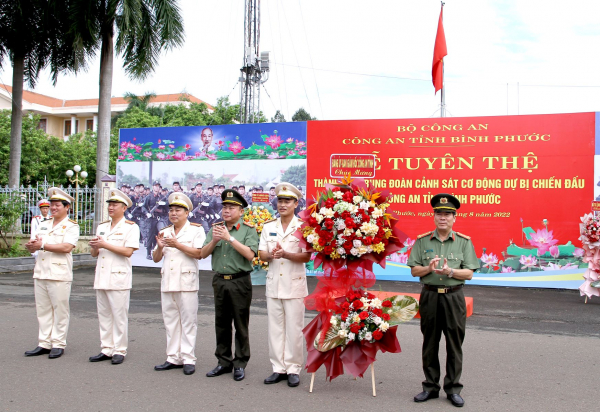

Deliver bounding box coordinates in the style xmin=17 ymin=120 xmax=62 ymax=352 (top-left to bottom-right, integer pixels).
xmin=200 ymin=189 xmax=258 ymax=382
xmin=407 ymin=193 xmax=479 ymax=408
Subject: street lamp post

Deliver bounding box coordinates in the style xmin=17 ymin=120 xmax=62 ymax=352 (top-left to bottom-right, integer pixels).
xmin=66 ymin=165 xmax=88 ymax=222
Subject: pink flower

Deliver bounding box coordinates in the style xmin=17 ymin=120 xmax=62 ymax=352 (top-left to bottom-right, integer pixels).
xmin=286 ymin=137 xmax=294 ymax=143
xmin=501 ymin=266 xmax=515 ymax=273
xmin=194 ymin=151 xmax=202 ymax=158
xmin=118 ymin=155 xmax=125 ymax=160
xmin=168 ymin=144 xmax=175 ymax=149
xmin=120 ymin=141 xmax=128 ymax=148
xmin=185 ymin=144 xmax=191 ymax=150
xmin=388 ymin=252 xmax=408 ymax=264
xmin=265 ymin=134 xmax=283 ymax=149
xmin=288 ymin=150 xmax=296 ymax=156
xmin=126 ymin=154 xmax=134 ymax=160
xmin=543 ymin=262 xmax=577 ymax=271
xmin=158 ymin=145 xmax=165 ymax=149
xmin=295 ymin=140 xmax=305 ymax=147
xmin=298 ymin=149 xmax=307 ymax=156
xmin=549 ymin=245 xmax=560 ymax=258
xmin=143 ymin=151 xmax=152 ymax=158
xmin=166 ymin=154 xmax=172 ymax=160
xmin=573 ymin=247 xmax=584 ymax=258
xmin=127 ymin=142 xmax=136 ymax=149
xmin=519 ymin=255 xmax=537 ymax=268
xmin=156 ymin=153 xmax=166 ymax=160
xmin=267 ymin=152 xmax=280 ymax=159
xmin=216 ymin=140 xmax=225 ymax=148
xmin=173 ymin=151 xmax=187 ymax=161
xmin=229 ymin=141 xmax=244 ymax=155
xmin=207 ymin=154 xmax=217 ymax=160
xmin=480 ymin=252 xmax=498 ymax=268
xmin=527 ymin=228 xmax=559 ymax=255
xmin=404 ymin=238 xmax=415 ymax=250
xmin=257 ymin=149 xmax=265 ymax=155
xmin=134 ymin=146 xmax=142 ymax=153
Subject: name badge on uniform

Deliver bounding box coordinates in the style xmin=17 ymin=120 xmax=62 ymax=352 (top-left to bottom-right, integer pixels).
xmin=99 ymin=232 xmax=105 ymax=235
xmin=425 ymin=249 xmax=434 ymax=253
xmin=41 ymin=227 xmax=47 ymax=230
xmin=269 ymin=232 xmax=277 ymax=236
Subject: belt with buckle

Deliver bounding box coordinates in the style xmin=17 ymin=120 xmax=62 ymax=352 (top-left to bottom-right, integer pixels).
xmin=423 ymin=284 xmax=464 ymax=294
xmin=216 ymin=271 xmax=250 ymax=280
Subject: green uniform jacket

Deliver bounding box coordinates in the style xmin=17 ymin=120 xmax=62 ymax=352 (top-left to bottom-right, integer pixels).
xmin=203 ymin=218 xmax=259 ymax=274
xmin=407 ymin=229 xmax=480 ymax=287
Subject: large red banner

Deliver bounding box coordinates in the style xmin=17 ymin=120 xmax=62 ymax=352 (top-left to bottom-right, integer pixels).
xmin=307 ymin=113 xmax=595 ymax=258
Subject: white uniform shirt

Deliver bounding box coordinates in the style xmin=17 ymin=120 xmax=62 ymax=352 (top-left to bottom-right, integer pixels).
xmin=154 ymin=221 xmax=206 ymax=292
xmin=33 ymin=216 xmax=80 ymax=281
xmin=93 ymin=218 xmax=140 ymax=290
xmin=259 ymin=216 xmax=308 ymax=299
xmin=30 ymin=214 xmax=51 ymax=240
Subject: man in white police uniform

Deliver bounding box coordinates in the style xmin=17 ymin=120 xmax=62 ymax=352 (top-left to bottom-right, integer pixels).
xmin=152 ymin=193 xmax=206 ymax=375
xmin=89 ymin=189 xmax=140 ymax=364
xmin=24 ymin=187 xmax=80 ymax=359
xmin=258 ymin=182 xmax=311 ymax=387
xmin=30 ymin=199 xmax=51 ymax=260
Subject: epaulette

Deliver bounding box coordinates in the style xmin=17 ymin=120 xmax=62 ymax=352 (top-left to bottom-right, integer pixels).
xmin=33 ymin=215 xmax=41 ymax=219
xmin=100 ymin=219 xmax=111 ymax=224
xmin=455 ymin=232 xmax=471 ymax=239
xmin=68 ymin=219 xmax=79 ymax=225
xmin=159 ymin=224 xmax=173 ymax=231
xmin=125 ymin=220 xmax=135 ymax=225
xmin=263 ymin=218 xmax=277 ymax=225
xmin=190 ymin=222 xmax=202 ymax=227
xmin=417 ymin=231 xmax=432 ymax=239
xmin=243 ymin=221 xmax=255 ymax=227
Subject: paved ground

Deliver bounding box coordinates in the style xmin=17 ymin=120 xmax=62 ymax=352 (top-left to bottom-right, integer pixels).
xmin=0 ymin=266 xmax=598 ymax=412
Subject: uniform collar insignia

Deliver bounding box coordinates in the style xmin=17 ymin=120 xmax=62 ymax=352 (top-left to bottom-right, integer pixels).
xmin=235 ymin=223 xmax=240 ymax=230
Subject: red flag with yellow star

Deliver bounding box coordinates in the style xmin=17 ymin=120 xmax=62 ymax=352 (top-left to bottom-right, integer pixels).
xmin=432 ymin=5 xmax=447 ymax=94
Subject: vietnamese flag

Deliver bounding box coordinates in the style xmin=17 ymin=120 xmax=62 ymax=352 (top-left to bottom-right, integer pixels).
xmin=432 ymin=5 xmax=447 ymax=94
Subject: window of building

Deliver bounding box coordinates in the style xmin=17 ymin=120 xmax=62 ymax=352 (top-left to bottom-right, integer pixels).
xmin=64 ymin=119 xmax=79 ymax=136
xmin=86 ymin=119 xmax=94 ymax=131
xmin=37 ymin=118 xmax=47 ymax=133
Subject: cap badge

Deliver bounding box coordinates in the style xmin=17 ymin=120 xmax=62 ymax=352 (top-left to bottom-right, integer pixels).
xmin=282 ymin=186 xmax=287 ymax=191
xmin=175 ymin=195 xmax=179 ymax=200
xmin=227 ymin=192 xmax=233 ymax=198
xmin=111 ymin=191 xmax=115 ymax=196
xmin=440 ymin=197 xmax=448 ymax=204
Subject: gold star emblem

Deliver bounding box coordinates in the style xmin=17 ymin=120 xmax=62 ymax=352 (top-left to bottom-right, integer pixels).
xmin=227 ymin=192 xmax=233 ymax=198
xmin=440 ymin=197 xmax=448 ymax=204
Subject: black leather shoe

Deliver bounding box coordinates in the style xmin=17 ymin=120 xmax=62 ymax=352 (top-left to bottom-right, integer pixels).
xmin=287 ymin=374 xmax=300 ymax=387
xmin=48 ymin=348 xmax=64 ymax=359
xmin=264 ymin=372 xmax=287 ymax=384
xmin=146 ymin=254 xmax=152 ymax=260
xmin=206 ymin=365 xmax=233 ymax=377
xmin=111 ymin=355 xmax=124 ymax=364
xmin=447 ymin=394 xmax=465 ymax=407
xmin=154 ymin=361 xmax=183 ymax=371
xmin=89 ymin=353 xmax=112 ymax=362
xmin=414 ymin=391 xmax=439 ymax=402
xmin=183 ymin=365 xmax=195 ymax=375
xmin=24 ymin=347 xmax=51 ymax=357
xmin=233 ymin=367 xmax=245 ymax=381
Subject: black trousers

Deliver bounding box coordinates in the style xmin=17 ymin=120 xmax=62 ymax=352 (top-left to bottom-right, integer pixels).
xmin=419 ymin=287 xmax=466 ymax=395
xmin=146 ymin=218 xmax=158 ymax=255
xmin=212 ymin=273 xmax=252 ymax=368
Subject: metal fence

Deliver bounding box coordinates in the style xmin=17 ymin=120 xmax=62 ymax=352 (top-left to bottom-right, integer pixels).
xmin=0 ymin=178 xmax=99 ymax=236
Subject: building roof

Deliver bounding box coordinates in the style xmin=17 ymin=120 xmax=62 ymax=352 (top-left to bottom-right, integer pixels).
xmin=0 ymin=84 xmax=213 ymax=111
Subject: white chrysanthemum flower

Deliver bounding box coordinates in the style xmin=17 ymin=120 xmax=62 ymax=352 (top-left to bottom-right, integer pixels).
xmin=364 ymin=332 xmax=372 ymax=341
xmin=350 ymin=247 xmax=360 ymax=256
xmin=372 ymin=208 xmax=383 ymax=218
xmin=333 ymin=191 xmax=344 ymax=199
xmin=348 ymin=332 xmax=356 ymax=341
xmin=348 ymin=204 xmax=359 ymax=214
xmin=353 ymin=239 xmax=362 ymax=248
xmin=353 ymin=195 xmax=363 ymax=204
xmin=338 ymin=329 xmax=348 ymax=338
xmin=344 ymin=228 xmax=354 ymax=236
xmin=311 ymin=212 xmax=324 ymax=223
xmin=335 ymin=219 xmax=346 ymax=230
xmin=379 ymin=322 xmax=390 ymax=332
xmin=336 ymin=247 xmax=345 ymax=255
xmin=307 ymin=234 xmax=315 ymax=243
xmin=360 ymin=222 xmax=379 ymax=236
xmin=370 ymin=298 xmax=382 ymax=309
xmin=320 ymin=208 xmax=335 ymax=218
xmin=355 ymin=229 xmax=362 ymax=237
xmin=358 ymin=245 xmax=369 ymax=255
xmin=352 ymin=314 xmax=361 ymax=323
xmin=373 ymin=316 xmax=382 ymax=325
xmin=359 ymin=201 xmax=370 ymax=210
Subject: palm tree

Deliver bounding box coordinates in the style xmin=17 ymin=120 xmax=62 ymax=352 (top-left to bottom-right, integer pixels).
xmin=67 ymin=0 xmax=184 ymax=198
xmin=124 ymin=91 xmax=157 ymax=111
xmin=0 ymin=0 xmax=73 ymax=187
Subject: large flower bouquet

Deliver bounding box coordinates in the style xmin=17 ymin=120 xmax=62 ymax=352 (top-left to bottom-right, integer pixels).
xmin=244 ymin=205 xmax=274 ymax=271
xmin=296 ymin=176 xmax=413 ymax=380
xmin=579 ymin=213 xmax=600 ymax=299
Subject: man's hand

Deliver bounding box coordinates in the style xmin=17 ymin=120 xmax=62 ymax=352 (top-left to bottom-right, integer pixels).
xmin=212 ymin=224 xmax=227 ymax=243
xmin=162 ymin=235 xmax=179 ymax=249
xmin=89 ymin=236 xmax=107 ymax=250
xmin=433 ymin=258 xmax=452 ymax=276
xmin=272 ymin=242 xmax=284 ymax=259
xmin=428 ymin=255 xmax=441 ymax=273
xmin=25 ymin=236 xmax=42 ymax=253
xmin=155 ymin=232 xmax=165 ymax=249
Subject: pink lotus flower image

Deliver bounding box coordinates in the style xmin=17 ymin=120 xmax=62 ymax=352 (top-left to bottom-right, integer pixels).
xmin=298 ymin=149 xmax=307 ymax=156
xmin=388 ymin=252 xmax=408 ymax=264
xmin=265 ymin=134 xmax=283 ymax=149
xmin=549 ymin=245 xmax=560 ymax=258
xmin=519 ymin=255 xmax=537 ymax=268
xmin=173 ymin=151 xmax=187 ymax=161
xmin=126 ymin=154 xmax=134 ymax=160
xmin=501 ymin=266 xmax=515 ymax=273
xmin=207 ymin=154 xmax=217 ymax=160
xmin=143 ymin=151 xmax=152 ymax=158
xmin=158 ymin=145 xmax=165 ymax=149
xmin=286 ymin=137 xmax=294 ymax=143
xmin=295 ymin=140 xmax=305 ymax=147
xmin=527 ymin=228 xmax=559 ymax=255
xmin=134 ymin=146 xmax=142 ymax=153
xmin=185 ymin=144 xmax=191 ymax=150
xmin=156 ymin=153 xmax=166 ymax=160
xmin=168 ymin=144 xmax=175 ymax=149
xmin=194 ymin=151 xmax=202 ymax=158
xmin=480 ymin=252 xmax=498 ymax=268
xmin=216 ymin=140 xmax=225 ymax=149
xmin=118 ymin=155 xmax=125 ymax=160
xmin=229 ymin=141 xmax=244 ymax=155
xmin=404 ymin=238 xmax=415 ymax=250
xmin=288 ymin=150 xmax=296 ymax=156
xmin=573 ymin=247 xmax=584 ymax=258
xmin=256 ymin=149 xmax=265 ymax=155
xmin=267 ymin=152 xmax=280 ymax=159
xmin=543 ymin=262 xmax=578 ymax=271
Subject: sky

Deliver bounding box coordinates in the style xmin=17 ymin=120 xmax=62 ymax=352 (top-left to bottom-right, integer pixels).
xmin=5 ymin=0 xmax=600 ymax=122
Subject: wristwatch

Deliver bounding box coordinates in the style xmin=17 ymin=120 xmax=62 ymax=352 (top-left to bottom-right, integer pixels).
xmin=229 ymin=236 xmax=235 ymax=243
xmin=448 ymin=268 xmax=454 ymax=278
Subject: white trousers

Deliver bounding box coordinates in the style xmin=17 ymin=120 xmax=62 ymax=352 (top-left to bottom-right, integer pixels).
xmin=96 ymin=290 xmax=130 ymax=357
xmin=267 ymin=297 xmax=305 ymax=374
xmin=161 ymin=291 xmax=198 ymax=365
xmin=34 ymin=279 xmax=71 ymax=349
